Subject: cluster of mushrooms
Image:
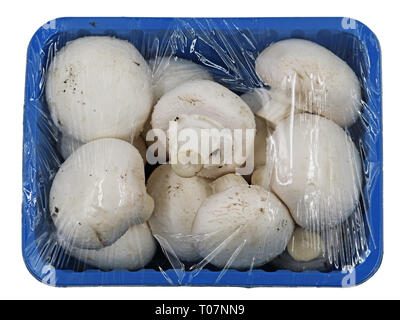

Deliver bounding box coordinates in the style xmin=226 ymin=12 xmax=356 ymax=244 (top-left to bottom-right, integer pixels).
xmin=46 ymin=36 xmax=362 ymax=272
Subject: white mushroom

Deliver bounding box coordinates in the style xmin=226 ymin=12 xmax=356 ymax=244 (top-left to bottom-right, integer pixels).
xmin=149 ymin=57 xmax=212 ymax=102
xmin=147 ymin=164 xmax=211 ymax=262
xmin=251 ymin=165 xmax=271 ymax=190
xmin=46 ymin=36 xmax=153 ymax=142
xmin=50 ymin=138 xmax=153 ymax=250
xmin=253 ymin=116 xmax=271 ymax=169
xmin=141 ymin=57 xmax=211 ymax=149
xmin=192 ymin=185 xmax=294 ymax=269
xmin=151 ymin=79 xmax=256 ymax=179
xmin=287 ymin=227 xmax=324 ymax=262
xmin=267 ymin=113 xmax=362 ymax=229
xmin=269 ymin=250 xmax=330 ymax=272
xmin=58 ymin=133 xmax=147 ymax=165
xmin=209 ymin=173 xmax=248 ymax=194
xmin=241 ymin=88 xmax=293 ymax=129
xmin=255 ymin=39 xmax=362 ymax=127
xmin=271 ymin=215 xmax=363 ymax=272
xmin=171 ymin=148 xmax=203 ymax=178
xmin=62 ymin=223 xmax=156 ymax=270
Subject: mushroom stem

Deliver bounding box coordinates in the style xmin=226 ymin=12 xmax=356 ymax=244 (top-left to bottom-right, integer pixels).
xmin=241 ymin=88 xmax=293 ymax=129
xmin=153 ymin=80 xmax=256 ymax=179
xmin=251 ymin=166 xmax=271 ymax=190
xmin=171 ymin=150 xmax=203 ymax=178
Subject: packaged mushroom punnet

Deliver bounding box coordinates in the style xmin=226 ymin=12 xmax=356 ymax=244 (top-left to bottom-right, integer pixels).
xmin=22 ymin=17 xmax=382 ymax=287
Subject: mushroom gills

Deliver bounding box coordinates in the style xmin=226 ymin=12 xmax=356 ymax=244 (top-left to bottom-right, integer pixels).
xmin=168 ymin=114 xmax=231 ymax=178
xmin=151 ymin=79 xmax=256 ymax=179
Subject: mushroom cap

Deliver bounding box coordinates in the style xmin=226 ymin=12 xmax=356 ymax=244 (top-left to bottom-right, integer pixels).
xmin=209 ymin=173 xmax=248 ymax=194
xmin=197 ymin=163 xmax=238 ymax=179
xmin=46 ymin=36 xmax=153 ymax=142
xmin=62 ymin=223 xmax=156 ymax=270
xmin=149 ymin=57 xmax=212 ymax=101
xmin=255 ymin=39 xmax=361 ymax=127
xmin=151 ymin=80 xmax=256 ymax=178
xmin=50 ymin=138 xmax=151 ymax=250
xmin=268 ymin=113 xmax=362 ymax=229
xmin=192 ymin=185 xmax=294 ymax=269
xmin=147 ymin=164 xmax=212 ymax=262
xmin=58 ymin=133 xmax=147 ymax=165
xmin=152 ymin=79 xmax=255 ymax=133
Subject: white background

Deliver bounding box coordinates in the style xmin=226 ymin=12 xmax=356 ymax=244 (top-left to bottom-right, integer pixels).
xmin=0 ymin=0 xmax=397 ymax=300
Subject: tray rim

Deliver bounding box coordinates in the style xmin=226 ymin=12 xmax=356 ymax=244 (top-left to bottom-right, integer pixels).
xmin=22 ymin=16 xmax=383 ymax=287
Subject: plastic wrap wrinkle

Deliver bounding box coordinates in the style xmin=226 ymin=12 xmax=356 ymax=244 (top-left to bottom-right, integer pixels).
xmin=22 ymin=17 xmax=382 ymax=287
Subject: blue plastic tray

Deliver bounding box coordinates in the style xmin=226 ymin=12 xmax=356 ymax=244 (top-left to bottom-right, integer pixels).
xmin=22 ymin=17 xmax=383 ymax=287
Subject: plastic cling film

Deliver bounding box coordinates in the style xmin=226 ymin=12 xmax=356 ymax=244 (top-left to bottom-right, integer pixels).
xmin=22 ymin=17 xmax=382 ymax=287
